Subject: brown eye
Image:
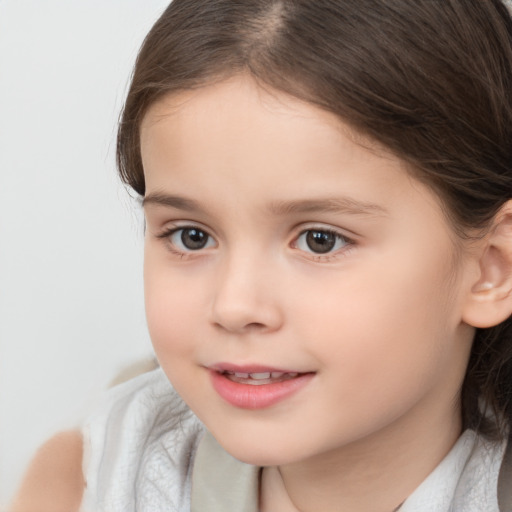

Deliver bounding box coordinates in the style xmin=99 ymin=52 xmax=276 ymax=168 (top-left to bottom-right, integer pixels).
xmin=295 ymin=229 xmax=349 ymax=255
xmin=306 ymin=230 xmax=337 ymax=253
xmin=167 ymin=227 xmax=215 ymax=252
xmin=180 ymin=228 xmax=209 ymax=250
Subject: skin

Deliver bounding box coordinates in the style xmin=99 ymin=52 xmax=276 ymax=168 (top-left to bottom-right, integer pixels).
xmin=141 ymin=76 xmax=479 ymax=512
xmin=9 ymin=430 xmax=84 ymax=512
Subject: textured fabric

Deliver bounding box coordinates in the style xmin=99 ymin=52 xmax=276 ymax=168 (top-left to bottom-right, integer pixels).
xmin=401 ymin=431 xmax=505 ymax=512
xmin=80 ymin=369 xmax=204 ymax=512
xmin=81 ymin=368 xmax=507 ymax=512
xmin=191 ymin=432 xmax=260 ymax=512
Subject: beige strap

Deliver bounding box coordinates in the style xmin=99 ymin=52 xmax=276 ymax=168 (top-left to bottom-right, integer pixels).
xmin=191 ymin=432 xmax=261 ymax=512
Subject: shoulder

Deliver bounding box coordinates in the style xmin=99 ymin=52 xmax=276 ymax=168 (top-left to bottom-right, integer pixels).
xmin=497 ymin=433 xmax=512 ymax=510
xmin=9 ymin=430 xmax=84 ymax=512
xmin=453 ymin=431 xmax=508 ymax=511
xmin=82 ymin=368 xmax=204 ymax=511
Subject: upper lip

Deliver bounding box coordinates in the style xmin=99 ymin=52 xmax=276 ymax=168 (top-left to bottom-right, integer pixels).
xmin=209 ymin=362 xmax=305 ymax=374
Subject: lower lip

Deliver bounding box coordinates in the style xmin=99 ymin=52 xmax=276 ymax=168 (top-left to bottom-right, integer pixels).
xmin=209 ymin=370 xmax=314 ymax=409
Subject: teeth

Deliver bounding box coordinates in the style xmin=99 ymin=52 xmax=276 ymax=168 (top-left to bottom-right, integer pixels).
xmin=249 ymin=372 xmax=271 ymax=380
xmin=221 ymin=370 xmax=301 ymax=381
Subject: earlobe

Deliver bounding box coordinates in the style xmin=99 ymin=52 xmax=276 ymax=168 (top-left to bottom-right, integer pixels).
xmin=463 ymin=201 xmax=512 ymax=329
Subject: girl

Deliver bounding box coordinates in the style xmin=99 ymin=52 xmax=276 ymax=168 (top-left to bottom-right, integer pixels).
xmin=25 ymin=0 xmax=512 ymax=511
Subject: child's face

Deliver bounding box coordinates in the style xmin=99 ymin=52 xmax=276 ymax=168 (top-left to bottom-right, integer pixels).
xmin=141 ymin=77 xmax=475 ymax=466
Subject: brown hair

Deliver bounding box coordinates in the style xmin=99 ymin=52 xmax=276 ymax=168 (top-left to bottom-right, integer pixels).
xmin=117 ymin=0 xmax=512 ymax=439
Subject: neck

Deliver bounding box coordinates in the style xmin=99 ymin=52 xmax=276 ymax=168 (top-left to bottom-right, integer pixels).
xmin=260 ymin=402 xmax=462 ymax=512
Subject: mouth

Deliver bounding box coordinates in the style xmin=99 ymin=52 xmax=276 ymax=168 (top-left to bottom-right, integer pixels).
xmin=218 ymin=370 xmax=300 ymax=385
xmin=208 ymin=365 xmax=314 ymax=409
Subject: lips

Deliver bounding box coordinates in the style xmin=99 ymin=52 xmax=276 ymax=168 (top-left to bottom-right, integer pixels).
xmin=208 ymin=364 xmax=314 ymax=409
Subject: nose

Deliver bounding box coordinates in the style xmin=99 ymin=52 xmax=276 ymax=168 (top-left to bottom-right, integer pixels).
xmin=209 ymin=254 xmax=283 ymax=334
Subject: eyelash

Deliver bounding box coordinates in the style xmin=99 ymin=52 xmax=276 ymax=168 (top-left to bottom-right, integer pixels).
xmin=293 ymin=228 xmax=354 ymax=261
xmin=155 ymin=225 xmax=355 ymax=261
xmin=156 ymin=225 xmax=216 ymax=257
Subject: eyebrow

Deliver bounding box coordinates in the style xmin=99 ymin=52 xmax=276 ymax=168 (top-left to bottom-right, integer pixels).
xmin=143 ymin=192 xmax=388 ymax=217
xmin=267 ymin=197 xmax=388 ymax=217
xmin=143 ymin=193 xmax=202 ymax=212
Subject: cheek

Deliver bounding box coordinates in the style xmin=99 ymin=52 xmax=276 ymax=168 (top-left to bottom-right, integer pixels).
xmin=143 ymin=254 xmax=204 ymax=361
xmin=288 ymin=270 xmax=462 ymax=445
xmin=292 ymin=252 xmax=459 ymax=387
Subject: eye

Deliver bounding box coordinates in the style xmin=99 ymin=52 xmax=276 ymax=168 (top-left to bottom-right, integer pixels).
xmin=295 ymin=229 xmax=350 ymax=254
xmin=168 ymin=227 xmax=215 ymax=252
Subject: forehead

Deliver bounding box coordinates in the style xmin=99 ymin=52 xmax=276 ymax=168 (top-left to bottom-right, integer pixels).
xmin=141 ymin=77 xmax=399 ymax=185
xmin=140 ymin=77 xmax=450 ymax=230
xmin=141 ymin=76 xmax=351 ymax=152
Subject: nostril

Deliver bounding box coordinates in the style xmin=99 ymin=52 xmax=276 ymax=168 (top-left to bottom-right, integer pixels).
xmin=213 ymin=320 xmax=266 ymax=332
xmin=210 ymin=287 xmax=283 ymax=333
xmin=246 ymin=322 xmax=267 ymax=331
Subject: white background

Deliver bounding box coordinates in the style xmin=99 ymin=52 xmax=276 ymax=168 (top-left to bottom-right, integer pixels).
xmin=0 ymin=0 xmax=170 ymax=505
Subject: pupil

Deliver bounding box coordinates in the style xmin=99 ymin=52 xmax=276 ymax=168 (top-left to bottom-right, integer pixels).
xmin=306 ymin=231 xmax=336 ymax=254
xmin=181 ymin=229 xmax=208 ymax=250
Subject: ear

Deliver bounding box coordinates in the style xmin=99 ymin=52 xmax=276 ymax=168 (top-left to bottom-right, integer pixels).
xmin=462 ymin=200 xmax=512 ymax=329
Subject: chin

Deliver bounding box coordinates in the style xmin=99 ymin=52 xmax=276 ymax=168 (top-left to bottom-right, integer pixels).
xmin=227 ymin=446 xmax=289 ymax=467
xmin=212 ymin=432 xmax=303 ymax=467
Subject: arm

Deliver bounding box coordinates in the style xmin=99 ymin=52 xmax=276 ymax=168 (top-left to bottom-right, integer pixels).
xmin=9 ymin=430 xmax=85 ymax=512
